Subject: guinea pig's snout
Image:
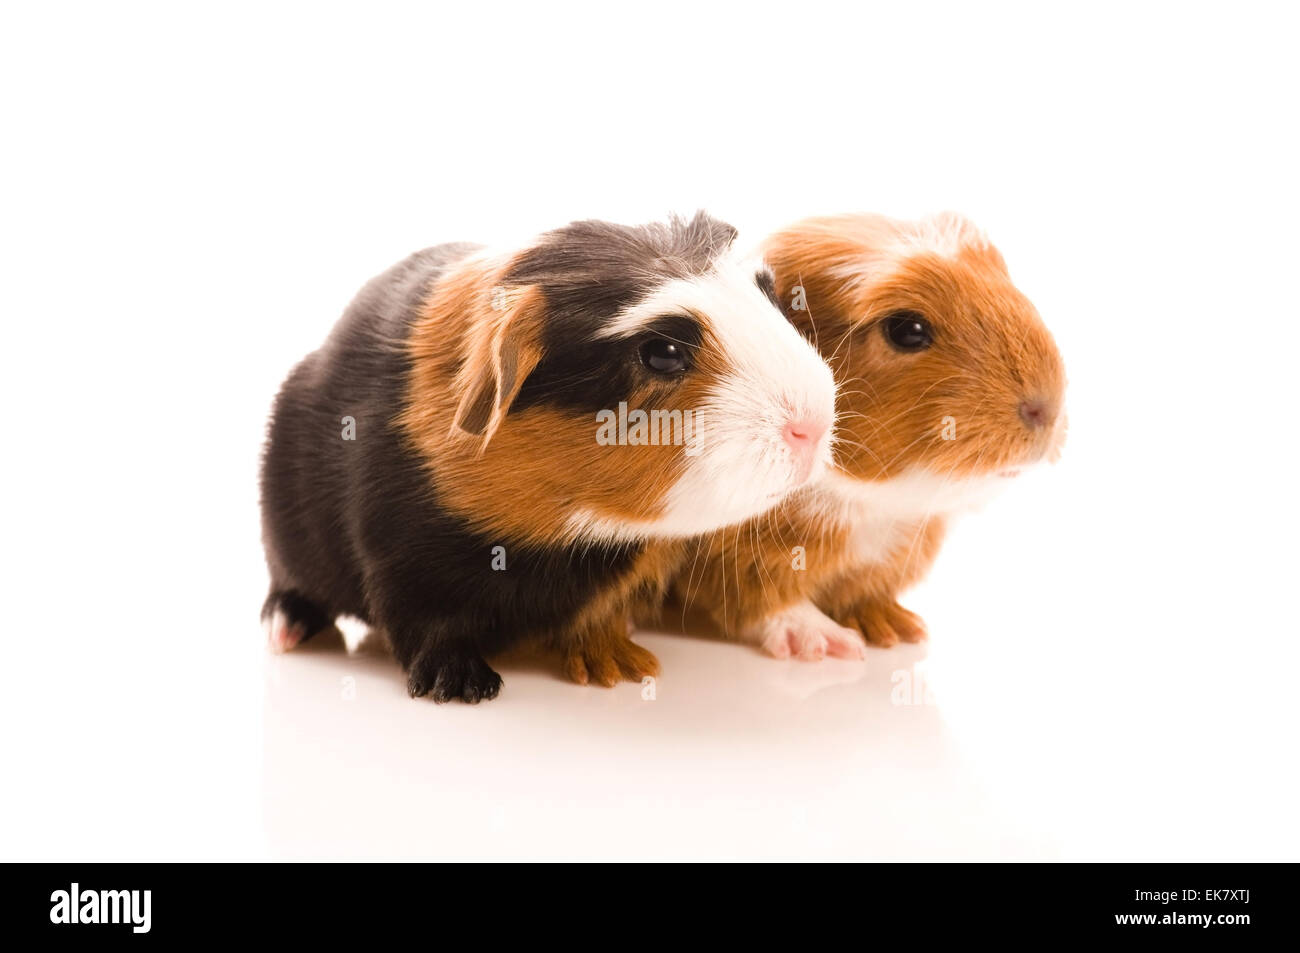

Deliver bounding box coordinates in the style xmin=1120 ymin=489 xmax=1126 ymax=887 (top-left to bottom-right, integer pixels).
xmin=1018 ymin=397 xmax=1057 ymax=431
xmin=781 ymin=413 xmax=832 ymax=484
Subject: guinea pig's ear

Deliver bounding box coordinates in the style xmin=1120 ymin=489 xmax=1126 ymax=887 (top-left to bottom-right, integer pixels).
xmin=452 ymin=284 xmax=546 ymax=445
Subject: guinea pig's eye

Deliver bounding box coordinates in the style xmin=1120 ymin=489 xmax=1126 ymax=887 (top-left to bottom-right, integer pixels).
xmin=639 ymin=338 xmax=690 ymax=374
xmin=882 ymin=311 xmax=933 ymax=352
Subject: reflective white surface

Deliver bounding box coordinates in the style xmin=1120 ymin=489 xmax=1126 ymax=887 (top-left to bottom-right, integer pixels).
xmin=264 ymin=628 xmax=1043 ymax=861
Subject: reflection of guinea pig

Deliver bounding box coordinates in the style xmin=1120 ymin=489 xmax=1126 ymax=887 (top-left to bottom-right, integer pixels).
xmin=259 ymin=212 xmax=837 ymax=701
xmin=676 ymin=213 xmax=1066 ymax=659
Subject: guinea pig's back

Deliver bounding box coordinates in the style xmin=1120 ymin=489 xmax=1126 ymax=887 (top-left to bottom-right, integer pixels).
xmin=259 ymin=242 xmax=483 ymax=618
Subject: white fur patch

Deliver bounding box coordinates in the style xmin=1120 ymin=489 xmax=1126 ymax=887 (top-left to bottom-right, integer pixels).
xmin=334 ymin=615 xmax=371 ymax=653
xmin=813 ymin=465 xmax=1018 ymax=567
xmin=828 ymin=212 xmax=990 ymax=290
xmin=574 ymin=249 xmax=838 ymax=540
xmin=902 ymin=212 xmax=990 ymax=259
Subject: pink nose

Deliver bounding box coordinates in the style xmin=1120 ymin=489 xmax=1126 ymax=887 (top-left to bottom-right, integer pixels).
xmin=782 ymin=417 xmax=828 ymax=484
xmin=782 ymin=418 xmax=827 ymax=451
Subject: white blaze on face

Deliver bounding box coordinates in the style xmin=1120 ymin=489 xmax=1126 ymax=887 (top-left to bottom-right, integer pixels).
xmin=825 ymin=212 xmax=993 ymax=291
xmin=593 ymin=250 xmax=838 ymax=538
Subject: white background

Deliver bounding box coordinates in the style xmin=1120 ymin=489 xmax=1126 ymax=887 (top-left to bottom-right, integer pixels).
xmin=2 ymin=1 xmax=1297 ymax=860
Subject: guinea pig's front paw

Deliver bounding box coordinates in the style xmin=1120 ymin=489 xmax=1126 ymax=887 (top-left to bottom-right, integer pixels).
xmin=563 ymin=633 xmax=660 ymax=688
xmin=840 ymin=599 xmax=928 ymax=648
xmin=745 ymin=601 xmax=867 ymax=661
xmin=407 ymin=651 xmax=503 ymax=704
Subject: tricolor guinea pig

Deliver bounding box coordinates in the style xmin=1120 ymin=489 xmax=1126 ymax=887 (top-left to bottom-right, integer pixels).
xmin=260 ymin=212 xmax=836 ymax=701
xmin=675 ymin=212 xmax=1066 ymax=659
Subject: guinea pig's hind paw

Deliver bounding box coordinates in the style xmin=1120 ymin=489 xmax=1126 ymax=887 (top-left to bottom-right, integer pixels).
xmin=264 ymin=611 xmax=307 ymax=654
xmin=408 ymin=653 xmax=503 ymax=704
xmin=749 ymin=602 xmax=867 ymax=662
xmin=262 ymin=590 xmax=332 ymax=653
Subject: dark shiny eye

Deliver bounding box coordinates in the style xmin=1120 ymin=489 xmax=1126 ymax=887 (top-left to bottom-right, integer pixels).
xmin=639 ymin=338 xmax=689 ymax=374
xmin=882 ymin=312 xmax=933 ymax=352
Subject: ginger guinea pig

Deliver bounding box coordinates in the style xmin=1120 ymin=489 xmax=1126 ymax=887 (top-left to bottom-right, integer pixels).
xmin=675 ymin=212 xmax=1066 ymax=659
xmin=260 ymin=212 xmax=836 ymax=701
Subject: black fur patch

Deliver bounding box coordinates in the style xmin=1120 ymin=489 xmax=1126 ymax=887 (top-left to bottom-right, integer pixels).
xmin=505 ymin=211 xmax=733 ymax=416
xmin=755 ymin=267 xmax=779 ymax=308
xmin=513 ymin=313 xmax=704 ymax=415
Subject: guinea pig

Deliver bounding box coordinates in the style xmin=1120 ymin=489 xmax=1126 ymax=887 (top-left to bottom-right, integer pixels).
xmin=674 ymin=212 xmax=1066 ymax=659
xmin=260 ymin=212 xmax=837 ymax=701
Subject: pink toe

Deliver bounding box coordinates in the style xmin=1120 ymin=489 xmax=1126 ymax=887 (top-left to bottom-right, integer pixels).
xmin=764 ymin=634 xmax=792 ymax=659
xmin=797 ymin=639 xmax=827 ymax=662
xmin=826 ymin=632 xmax=867 ymax=660
xmin=829 ymin=641 xmax=865 ymax=660
xmin=269 ymin=622 xmax=303 ymax=653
